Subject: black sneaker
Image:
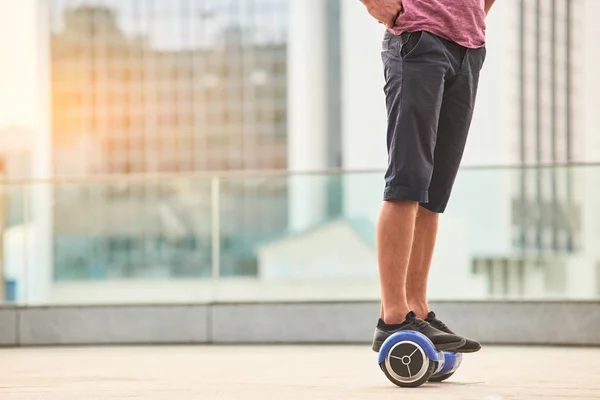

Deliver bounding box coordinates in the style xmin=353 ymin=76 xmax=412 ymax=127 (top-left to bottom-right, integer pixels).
xmin=372 ymin=311 xmax=466 ymax=353
xmin=425 ymin=311 xmax=481 ymax=353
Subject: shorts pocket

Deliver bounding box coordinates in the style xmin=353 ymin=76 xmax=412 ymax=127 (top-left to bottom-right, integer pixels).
xmin=399 ymin=31 xmax=425 ymax=59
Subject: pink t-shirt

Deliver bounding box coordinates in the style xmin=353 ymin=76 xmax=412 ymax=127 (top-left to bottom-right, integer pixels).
xmin=389 ymin=0 xmax=486 ymax=49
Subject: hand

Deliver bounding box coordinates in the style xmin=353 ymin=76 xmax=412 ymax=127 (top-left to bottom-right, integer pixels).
xmin=484 ymin=0 xmax=496 ymax=15
xmin=362 ymin=0 xmax=402 ymax=28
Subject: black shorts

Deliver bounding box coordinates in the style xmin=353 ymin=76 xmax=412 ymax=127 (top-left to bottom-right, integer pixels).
xmin=381 ymin=30 xmax=486 ymax=213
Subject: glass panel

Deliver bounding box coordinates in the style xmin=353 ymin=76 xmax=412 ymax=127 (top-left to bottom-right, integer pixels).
xmin=217 ymin=173 xmax=343 ymax=278
xmin=22 ymin=177 xmax=212 ymax=305
xmin=11 ymin=164 xmax=600 ymax=305
xmin=212 ymin=165 xmax=600 ymax=303
xmin=49 ymin=0 xmax=288 ymax=176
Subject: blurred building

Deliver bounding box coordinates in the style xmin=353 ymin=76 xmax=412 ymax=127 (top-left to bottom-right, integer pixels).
xmin=50 ymin=2 xmax=288 ymax=176
xmin=509 ymin=0 xmax=578 ymax=254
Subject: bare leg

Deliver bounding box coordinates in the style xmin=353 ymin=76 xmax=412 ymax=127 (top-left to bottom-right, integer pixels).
xmin=406 ymin=206 xmax=439 ymax=319
xmin=377 ymin=199 xmax=419 ymax=324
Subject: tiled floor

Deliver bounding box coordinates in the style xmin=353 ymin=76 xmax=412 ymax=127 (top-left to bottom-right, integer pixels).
xmin=1 ymin=345 xmax=598 ymax=399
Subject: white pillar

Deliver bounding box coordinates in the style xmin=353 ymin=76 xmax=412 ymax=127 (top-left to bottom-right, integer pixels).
xmin=27 ymin=0 xmax=53 ymax=304
xmin=340 ymin=1 xmax=387 ymax=172
xmin=581 ymin=0 xmax=600 ymax=163
xmin=571 ymin=0 xmax=600 ymax=298
xmin=287 ymin=0 xmax=329 ymax=232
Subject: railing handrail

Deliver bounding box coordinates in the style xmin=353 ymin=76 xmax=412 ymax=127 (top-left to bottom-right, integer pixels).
xmin=1 ymin=161 xmax=600 ymax=185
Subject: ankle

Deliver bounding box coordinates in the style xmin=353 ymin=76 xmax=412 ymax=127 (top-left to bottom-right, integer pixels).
xmin=408 ymin=303 xmax=429 ymax=319
xmin=382 ymin=307 xmax=410 ymax=325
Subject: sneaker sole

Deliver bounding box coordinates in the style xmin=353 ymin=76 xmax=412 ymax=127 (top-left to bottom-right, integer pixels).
xmin=372 ymin=337 xmax=466 ymax=353
xmin=453 ymin=345 xmax=481 ymax=354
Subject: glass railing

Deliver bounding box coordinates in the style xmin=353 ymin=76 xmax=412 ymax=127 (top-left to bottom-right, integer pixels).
xmin=2 ymin=164 xmax=600 ymax=305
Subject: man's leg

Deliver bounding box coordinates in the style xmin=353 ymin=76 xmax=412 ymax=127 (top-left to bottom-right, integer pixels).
xmin=374 ymin=196 xmax=465 ymax=353
xmin=377 ymin=200 xmax=418 ymax=323
xmin=406 ymin=206 xmax=439 ymax=319
xmin=377 ymin=29 xmax=442 ymax=325
xmin=373 ymin=30 xmax=466 ymax=353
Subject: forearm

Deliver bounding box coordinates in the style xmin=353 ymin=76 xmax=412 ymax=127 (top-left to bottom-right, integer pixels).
xmin=484 ymin=0 xmax=496 ymax=15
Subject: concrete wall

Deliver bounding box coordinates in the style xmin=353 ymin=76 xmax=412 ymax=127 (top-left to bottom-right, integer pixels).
xmin=2 ymin=301 xmax=600 ymax=346
xmin=0 ymin=308 xmax=18 ymax=345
